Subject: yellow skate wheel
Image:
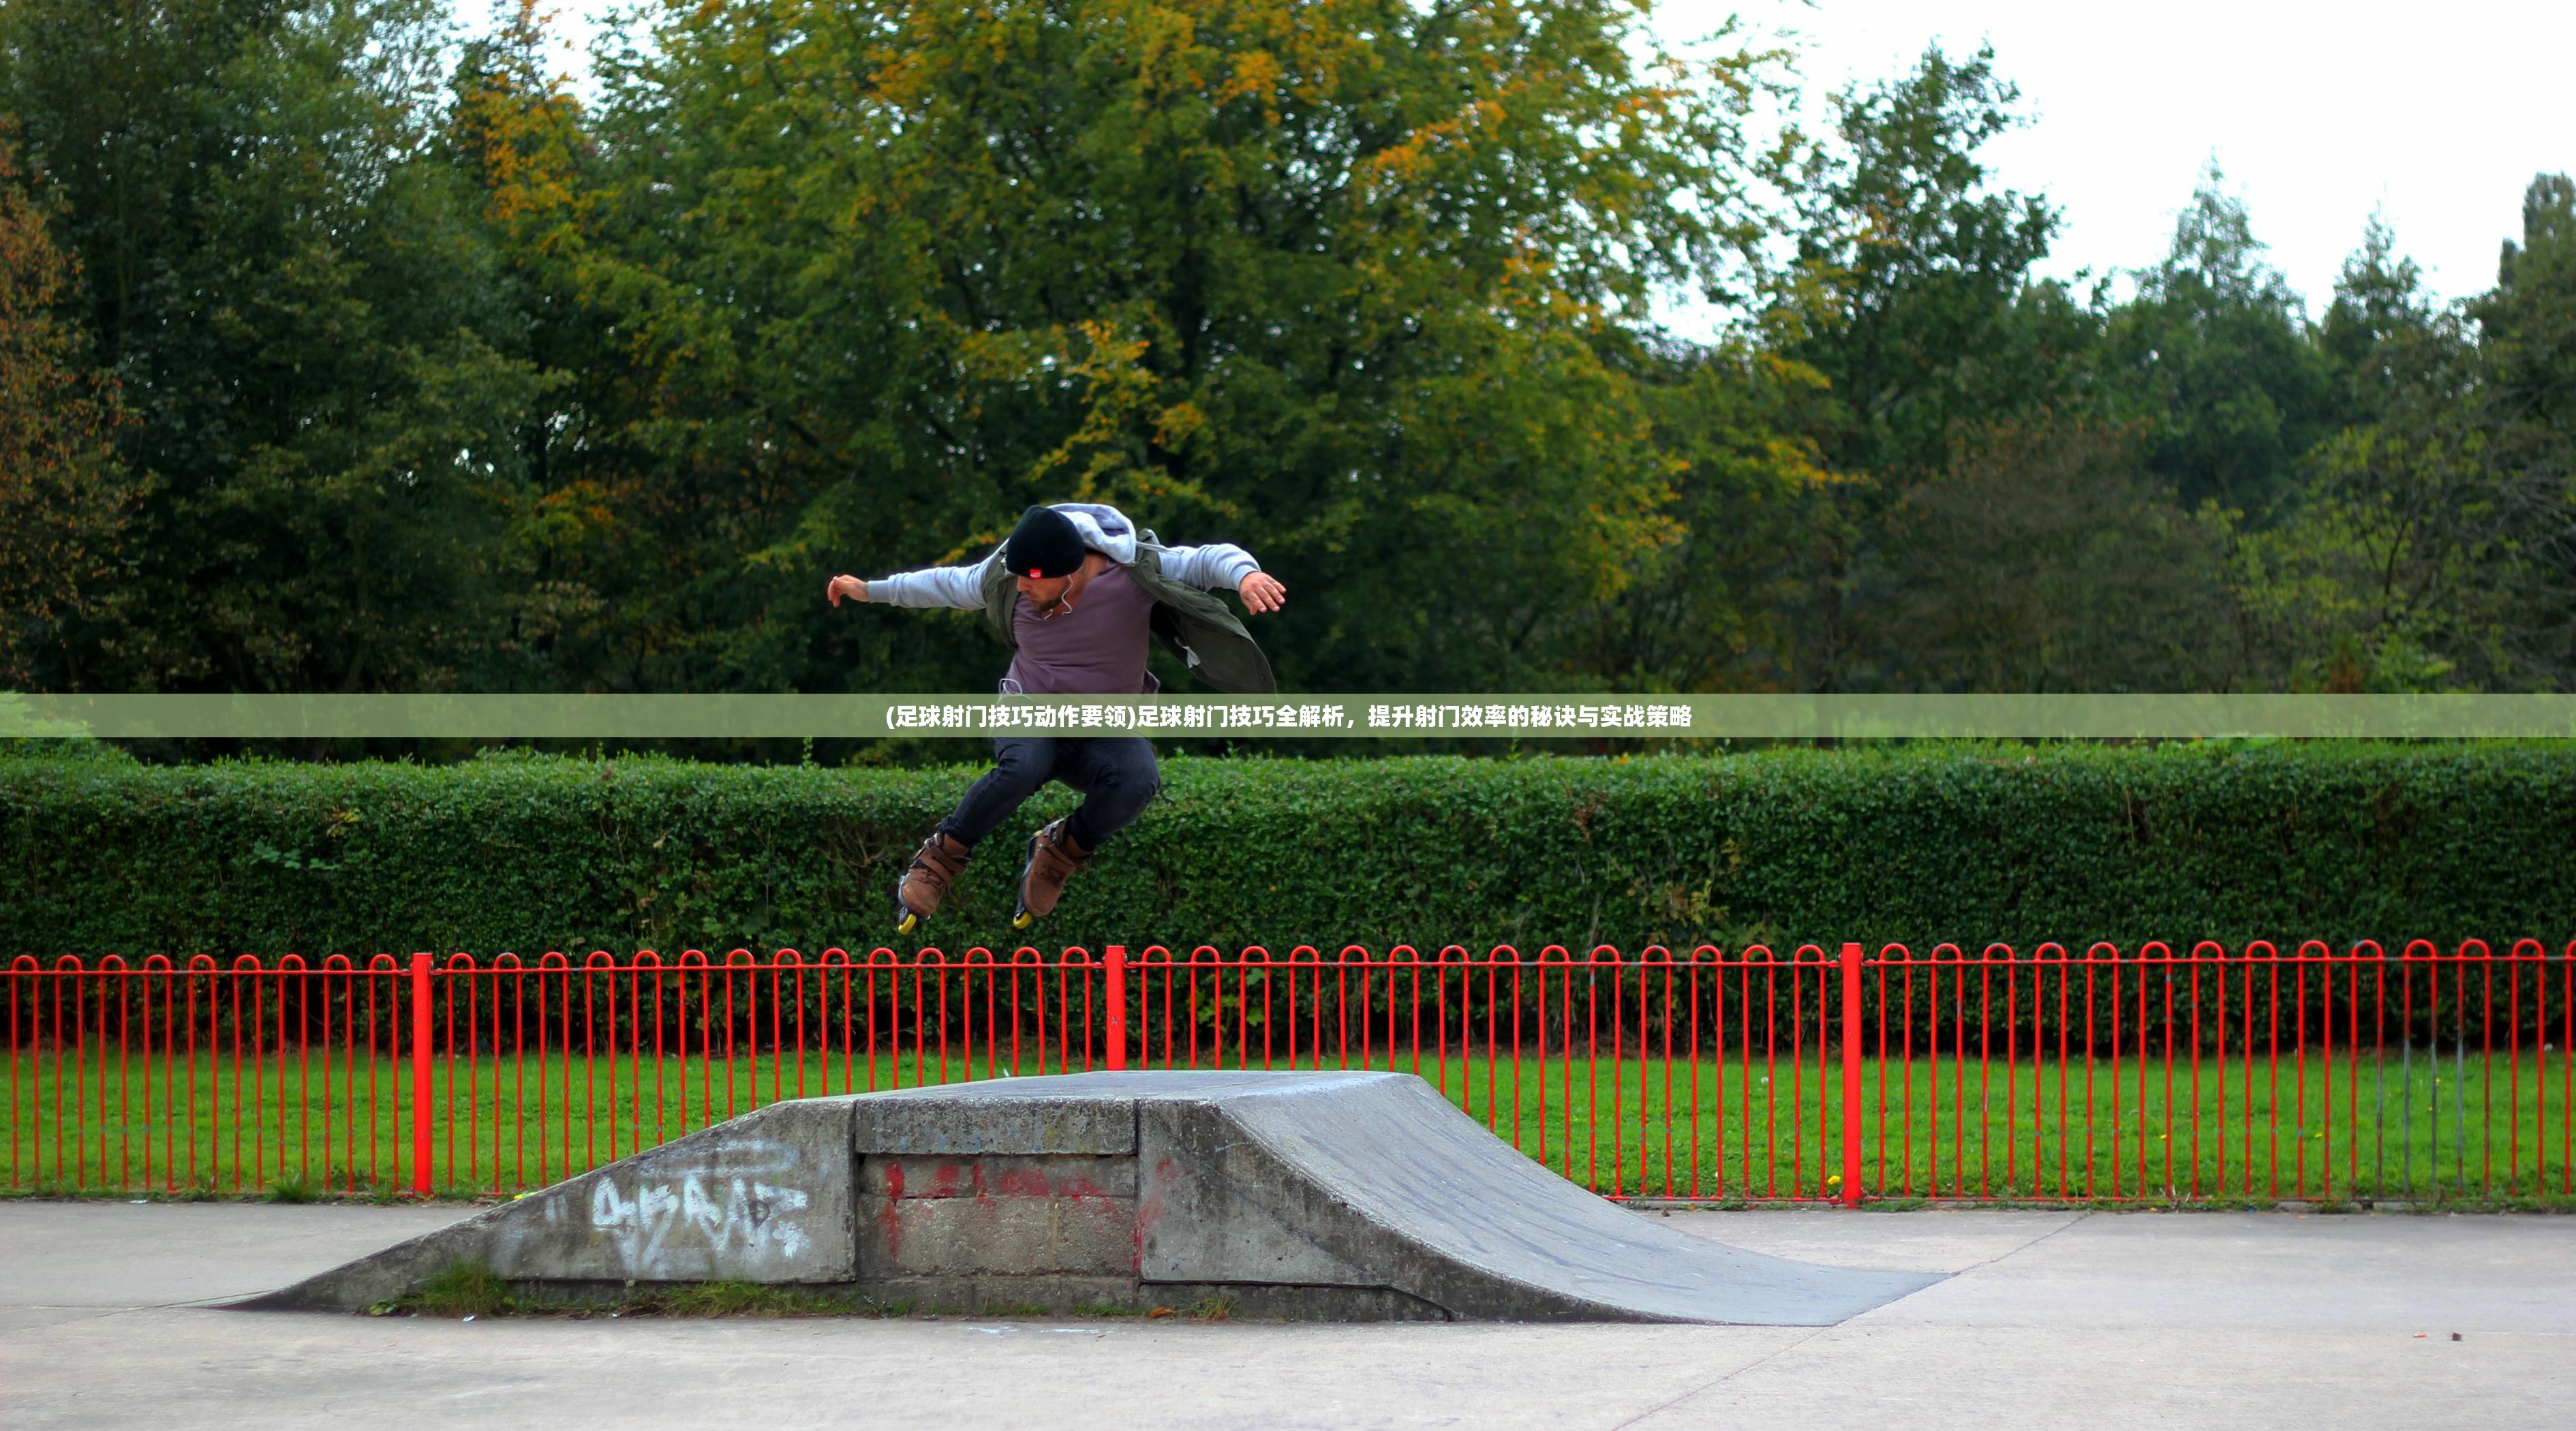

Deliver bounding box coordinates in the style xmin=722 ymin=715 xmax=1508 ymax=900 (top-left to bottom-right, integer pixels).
xmin=1011 ymin=910 xmax=1034 ymax=931
xmin=895 ymin=911 xmax=919 ymax=936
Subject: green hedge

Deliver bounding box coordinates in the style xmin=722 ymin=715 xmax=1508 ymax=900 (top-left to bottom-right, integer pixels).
xmin=3 ymin=743 xmax=2573 ymax=958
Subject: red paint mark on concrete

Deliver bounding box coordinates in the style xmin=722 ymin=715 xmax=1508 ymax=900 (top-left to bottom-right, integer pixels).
xmin=879 ymin=1161 xmax=906 ymax=1260
xmin=929 ymin=1162 xmax=962 ymax=1199
xmin=1132 ymin=1158 xmax=1178 ymax=1273
xmin=993 ymin=1167 xmax=1054 ymax=1198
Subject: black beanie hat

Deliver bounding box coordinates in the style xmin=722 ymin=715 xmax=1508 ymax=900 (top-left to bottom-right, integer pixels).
xmin=1005 ymin=504 xmax=1086 ymax=579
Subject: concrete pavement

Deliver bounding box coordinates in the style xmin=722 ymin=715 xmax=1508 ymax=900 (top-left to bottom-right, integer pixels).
xmin=1 ymin=1201 xmax=2567 ymax=1429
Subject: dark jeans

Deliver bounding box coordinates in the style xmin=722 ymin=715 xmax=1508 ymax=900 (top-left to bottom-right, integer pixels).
xmin=936 ymin=737 xmax=1160 ymax=852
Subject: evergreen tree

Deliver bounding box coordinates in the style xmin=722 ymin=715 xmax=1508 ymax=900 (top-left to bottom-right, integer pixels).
xmin=1721 ymin=44 xmax=2118 ymax=692
xmin=2239 ymin=181 xmax=2576 ymax=692
xmin=1777 ymin=44 xmax=2079 ymax=482
xmin=2100 ymin=168 xmax=2336 ymax=521
xmin=2469 ymin=174 xmax=2576 ymax=675
xmin=0 ymin=0 xmax=550 ymax=693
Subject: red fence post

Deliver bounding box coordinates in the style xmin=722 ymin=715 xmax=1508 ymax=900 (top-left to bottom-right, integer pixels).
xmin=1840 ymin=941 xmax=1864 ymax=1207
xmin=409 ymin=953 xmax=432 ymax=1198
xmin=1105 ymin=945 xmax=1128 ymax=1071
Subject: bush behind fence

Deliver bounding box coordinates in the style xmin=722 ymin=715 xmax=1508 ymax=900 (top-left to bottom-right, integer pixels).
xmin=10 ymin=743 xmax=2576 ymax=957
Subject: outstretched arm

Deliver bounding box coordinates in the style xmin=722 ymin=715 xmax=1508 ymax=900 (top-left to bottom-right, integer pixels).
xmin=826 ymin=551 xmax=997 ymax=611
xmin=1160 ymin=541 xmax=1287 ymax=613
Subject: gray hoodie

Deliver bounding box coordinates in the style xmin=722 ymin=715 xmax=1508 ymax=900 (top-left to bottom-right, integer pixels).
xmin=868 ymin=503 xmax=1260 ymax=608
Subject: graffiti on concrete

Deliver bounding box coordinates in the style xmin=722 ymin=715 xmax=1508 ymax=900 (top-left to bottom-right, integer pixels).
xmin=585 ymin=1141 xmax=814 ymax=1277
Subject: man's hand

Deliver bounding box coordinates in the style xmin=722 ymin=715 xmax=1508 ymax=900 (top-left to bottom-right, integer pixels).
xmin=826 ymin=574 xmax=869 ymax=607
xmin=1238 ymin=571 xmax=1287 ymax=615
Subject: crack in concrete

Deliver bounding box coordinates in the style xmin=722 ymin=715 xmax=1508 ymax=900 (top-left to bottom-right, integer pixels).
xmin=1950 ymin=1210 xmax=2093 ymax=1276
xmin=1602 ymin=1213 xmax=2095 ymax=1431
xmin=1604 ymin=1327 xmax=1834 ymax=1431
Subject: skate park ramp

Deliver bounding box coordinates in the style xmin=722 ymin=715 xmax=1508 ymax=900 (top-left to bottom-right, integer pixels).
xmin=248 ymin=1071 xmax=1942 ymax=1323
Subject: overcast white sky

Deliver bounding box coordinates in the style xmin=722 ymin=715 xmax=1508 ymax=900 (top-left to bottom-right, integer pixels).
xmin=1698 ymin=0 xmax=2576 ymax=311
xmin=474 ymin=0 xmax=2572 ymax=316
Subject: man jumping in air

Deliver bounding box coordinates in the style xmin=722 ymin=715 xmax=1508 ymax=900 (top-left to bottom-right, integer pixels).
xmin=826 ymin=503 xmax=1287 ymax=933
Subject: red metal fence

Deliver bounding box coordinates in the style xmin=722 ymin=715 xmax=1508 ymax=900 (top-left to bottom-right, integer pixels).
xmin=7 ymin=942 xmax=2571 ymax=1205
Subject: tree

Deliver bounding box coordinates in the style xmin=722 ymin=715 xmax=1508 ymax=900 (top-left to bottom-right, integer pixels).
xmin=2236 ymin=181 xmax=2576 ymax=691
xmin=2465 ymin=173 xmax=2576 ymax=678
xmin=1884 ymin=418 xmax=2240 ymax=692
xmin=459 ymin=0 xmax=1790 ymax=696
xmin=0 ymin=129 xmax=137 ymax=684
xmin=2100 ymin=168 xmax=2336 ymax=521
xmin=2319 ymin=215 xmax=2436 ymax=422
xmin=1721 ymin=44 xmax=2094 ymax=690
xmin=0 ymin=0 xmax=551 ymax=693
xmin=1775 ymin=44 xmax=2075 ymax=480
xmin=1573 ymin=339 xmax=1831 ymax=693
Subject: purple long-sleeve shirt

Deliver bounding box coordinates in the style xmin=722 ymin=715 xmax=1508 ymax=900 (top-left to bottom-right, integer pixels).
xmin=1002 ymin=563 xmax=1159 ymax=696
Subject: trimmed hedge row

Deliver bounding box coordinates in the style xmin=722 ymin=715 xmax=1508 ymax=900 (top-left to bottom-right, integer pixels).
xmin=3 ymin=742 xmax=2573 ymax=959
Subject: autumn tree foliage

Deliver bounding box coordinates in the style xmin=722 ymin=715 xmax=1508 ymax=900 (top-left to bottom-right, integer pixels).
xmin=448 ymin=0 xmax=1790 ymax=695
xmin=0 ymin=130 xmax=133 ymax=685
xmin=0 ymin=3 xmax=2571 ymax=710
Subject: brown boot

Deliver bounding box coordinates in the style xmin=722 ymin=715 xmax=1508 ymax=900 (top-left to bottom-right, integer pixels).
xmin=1011 ymin=818 xmax=1091 ymax=929
xmin=893 ymin=831 xmax=971 ymax=935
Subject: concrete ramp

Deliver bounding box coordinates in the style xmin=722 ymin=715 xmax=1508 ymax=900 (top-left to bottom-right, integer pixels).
xmin=253 ymin=1071 xmax=1939 ymax=1323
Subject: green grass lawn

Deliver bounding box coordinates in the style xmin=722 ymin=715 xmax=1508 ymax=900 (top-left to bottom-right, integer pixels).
xmin=6 ymin=1048 xmax=2569 ymax=1204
